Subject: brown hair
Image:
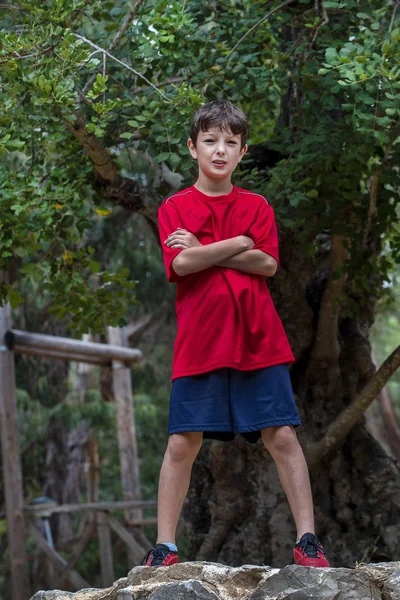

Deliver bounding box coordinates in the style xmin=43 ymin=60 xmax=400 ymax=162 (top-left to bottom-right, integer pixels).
xmin=190 ymin=99 xmax=249 ymax=149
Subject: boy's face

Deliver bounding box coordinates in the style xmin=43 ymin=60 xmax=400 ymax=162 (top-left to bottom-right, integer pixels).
xmin=187 ymin=126 xmax=247 ymax=181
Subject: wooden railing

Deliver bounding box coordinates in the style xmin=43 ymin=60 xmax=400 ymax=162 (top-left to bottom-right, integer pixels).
xmin=0 ymin=500 xmax=185 ymax=591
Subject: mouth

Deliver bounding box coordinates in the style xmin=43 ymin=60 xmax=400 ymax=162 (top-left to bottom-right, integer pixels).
xmin=212 ymin=160 xmax=227 ymax=166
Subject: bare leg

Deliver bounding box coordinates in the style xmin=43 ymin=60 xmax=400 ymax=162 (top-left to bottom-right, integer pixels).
xmin=157 ymin=431 xmax=203 ymax=545
xmin=261 ymin=426 xmax=314 ymax=540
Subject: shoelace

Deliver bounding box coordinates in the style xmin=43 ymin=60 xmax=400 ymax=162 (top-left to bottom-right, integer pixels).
xmin=142 ymin=545 xmax=173 ymax=565
xmin=297 ymin=534 xmax=324 ymax=558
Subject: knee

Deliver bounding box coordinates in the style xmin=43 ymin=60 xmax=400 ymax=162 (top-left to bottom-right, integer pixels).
xmin=166 ymin=432 xmax=203 ymax=464
xmin=261 ymin=425 xmax=299 ymax=455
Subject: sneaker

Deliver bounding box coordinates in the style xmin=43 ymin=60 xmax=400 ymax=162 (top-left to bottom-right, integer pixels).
xmin=294 ymin=532 xmax=330 ymax=567
xmin=141 ymin=543 xmax=179 ymax=567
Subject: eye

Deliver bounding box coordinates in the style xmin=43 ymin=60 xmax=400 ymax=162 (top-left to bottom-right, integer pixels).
xmin=204 ymin=139 xmax=215 ymax=143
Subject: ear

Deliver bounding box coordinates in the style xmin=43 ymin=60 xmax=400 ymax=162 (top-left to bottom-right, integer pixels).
xmin=238 ymin=144 xmax=248 ymax=162
xmin=187 ymin=138 xmax=198 ymax=160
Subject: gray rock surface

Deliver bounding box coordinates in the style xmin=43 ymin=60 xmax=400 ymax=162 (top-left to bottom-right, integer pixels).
xmin=249 ymin=565 xmax=381 ymax=599
xmin=357 ymin=562 xmax=400 ymax=600
xmin=30 ymin=561 xmax=400 ymax=600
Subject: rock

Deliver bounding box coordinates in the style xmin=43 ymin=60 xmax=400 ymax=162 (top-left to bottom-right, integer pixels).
xmin=124 ymin=561 xmax=275 ymax=599
xmin=31 ymin=593 xmax=74 ymax=600
xmin=119 ymin=580 xmax=220 ymax=599
xmin=30 ymin=561 xmax=400 ymax=600
xmin=356 ymin=562 xmax=400 ymax=600
xmin=30 ymin=578 xmax=128 ymax=600
xmin=383 ymin=570 xmax=400 ymax=600
xmin=248 ymin=565 xmax=381 ymax=599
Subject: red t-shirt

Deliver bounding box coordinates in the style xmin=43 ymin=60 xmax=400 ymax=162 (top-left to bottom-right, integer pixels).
xmin=158 ymin=185 xmax=296 ymax=380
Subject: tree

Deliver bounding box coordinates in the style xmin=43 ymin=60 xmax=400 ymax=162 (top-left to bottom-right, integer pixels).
xmin=1 ymin=0 xmax=400 ymax=569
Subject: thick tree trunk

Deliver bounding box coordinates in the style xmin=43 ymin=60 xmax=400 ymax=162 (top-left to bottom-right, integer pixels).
xmin=183 ymin=226 xmax=400 ymax=568
xmin=181 ymin=8 xmax=400 ymax=568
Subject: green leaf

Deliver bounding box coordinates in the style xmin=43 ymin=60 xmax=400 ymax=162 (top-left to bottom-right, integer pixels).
xmin=325 ymin=47 xmax=338 ymax=62
xmin=19 ymin=263 xmax=42 ymax=283
xmin=156 ymin=152 xmax=170 ymax=163
xmin=5 ymin=139 xmax=25 ymax=151
xmin=89 ymin=261 xmax=101 ymax=274
xmin=7 ymin=288 xmax=23 ymax=309
xmin=169 ymin=153 xmax=180 ymax=170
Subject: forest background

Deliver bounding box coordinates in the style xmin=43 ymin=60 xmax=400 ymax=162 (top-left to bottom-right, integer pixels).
xmin=0 ymin=0 xmax=400 ymax=598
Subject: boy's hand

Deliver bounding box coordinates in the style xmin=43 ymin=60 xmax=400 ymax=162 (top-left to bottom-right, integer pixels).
xmin=165 ymin=228 xmax=202 ymax=249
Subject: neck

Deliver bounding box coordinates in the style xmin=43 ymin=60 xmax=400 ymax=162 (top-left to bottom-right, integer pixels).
xmin=194 ymin=172 xmax=233 ymax=196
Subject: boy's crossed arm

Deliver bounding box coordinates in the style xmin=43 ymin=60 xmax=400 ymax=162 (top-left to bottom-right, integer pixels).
xmin=166 ymin=228 xmax=277 ymax=277
xmin=217 ymin=250 xmax=277 ymax=276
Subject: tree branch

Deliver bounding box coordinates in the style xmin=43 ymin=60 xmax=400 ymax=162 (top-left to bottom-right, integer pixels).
xmin=65 ymin=112 xmax=158 ymax=237
xmin=306 ymin=343 xmax=400 ymax=468
xmin=371 ymin=351 xmax=400 ymax=462
xmin=363 ymin=134 xmax=397 ymax=246
xmin=0 ymin=44 xmax=57 ymax=65
xmin=224 ymin=0 xmax=300 ymax=62
xmin=131 ymin=75 xmax=185 ymax=95
xmin=109 ymin=0 xmax=146 ymax=53
xmin=0 ymin=3 xmax=23 ymax=9
xmin=363 ymin=168 xmax=380 ymax=246
xmin=309 ymin=231 xmax=350 ymax=366
xmin=125 ymin=301 xmax=169 ymax=344
xmin=389 ymin=2 xmax=400 ymax=33
xmin=66 ymin=112 xmax=119 ymax=183
xmin=82 ymin=0 xmax=146 ymax=96
xmin=75 ymin=33 xmax=169 ymax=101
xmin=306 ymin=0 xmax=329 ymax=51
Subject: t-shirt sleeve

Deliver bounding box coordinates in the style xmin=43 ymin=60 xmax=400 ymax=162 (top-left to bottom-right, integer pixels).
xmin=158 ymin=201 xmax=186 ymax=283
xmin=247 ymin=199 xmax=279 ymax=265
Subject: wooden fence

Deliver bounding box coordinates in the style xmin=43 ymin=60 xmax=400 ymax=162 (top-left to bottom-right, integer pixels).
xmin=1 ymin=499 xmax=186 ymax=591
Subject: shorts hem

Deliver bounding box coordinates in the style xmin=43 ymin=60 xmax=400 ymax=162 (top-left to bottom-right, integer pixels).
xmin=168 ymin=419 xmax=301 ymax=435
xmin=168 ymin=425 xmax=233 ymax=434
xmin=234 ymin=418 xmax=301 ymax=432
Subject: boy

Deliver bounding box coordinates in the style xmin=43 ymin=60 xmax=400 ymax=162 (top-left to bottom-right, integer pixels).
xmin=142 ymin=100 xmax=330 ymax=568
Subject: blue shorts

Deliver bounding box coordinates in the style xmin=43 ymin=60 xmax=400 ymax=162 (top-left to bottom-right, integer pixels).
xmin=168 ymin=363 xmax=301 ymax=444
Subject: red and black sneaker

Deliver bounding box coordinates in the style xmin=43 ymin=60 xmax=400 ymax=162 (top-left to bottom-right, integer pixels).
xmin=141 ymin=543 xmax=179 ymax=567
xmin=294 ymin=532 xmax=330 ymax=567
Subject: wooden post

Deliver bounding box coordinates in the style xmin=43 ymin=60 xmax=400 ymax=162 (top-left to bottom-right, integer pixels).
xmin=107 ymin=327 xmax=142 ymax=526
xmin=96 ymin=511 xmax=114 ymax=586
xmin=28 ymin=523 xmax=90 ymax=590
xmin=0 ymin=296 xmax=27 ymax=600
xmin=107 ymin=515 xmax=145 ymax=565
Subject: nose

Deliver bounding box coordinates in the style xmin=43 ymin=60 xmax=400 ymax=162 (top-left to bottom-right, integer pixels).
xmin=216 ymin=140 xmax=226 ymax=155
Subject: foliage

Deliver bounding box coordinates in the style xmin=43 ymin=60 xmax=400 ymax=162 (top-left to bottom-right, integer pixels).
xmin=0 ymin=0 xmax=399 ymax=332
xmin=0 ymin=0 xmax=399 ymax=589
